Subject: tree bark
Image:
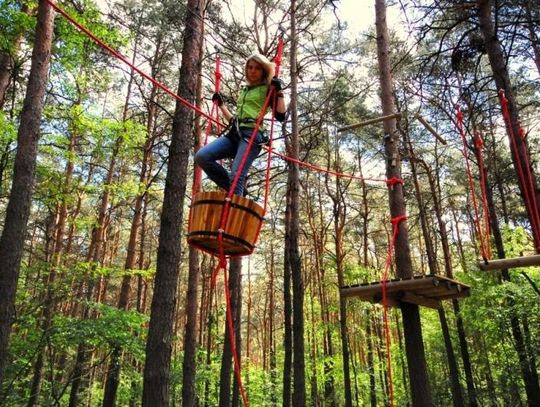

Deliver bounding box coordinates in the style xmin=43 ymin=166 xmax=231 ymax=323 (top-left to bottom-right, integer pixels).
xmin=0 ymin=2 xmax=28 ymax=109
xmin=523 ymin=1 xmax=540 ymax=78
xmin=484 ymin=160 xmax=540 ymax=407
xmin=231 ymin=261 xmax=243 ymax=407
xmin=286 ymin=1 xmax=305 ymax=405
xmin=375 ymin=0 xmax=432 ymax=405
xmin=0 ymin=0 xmax=54 ymax=387
xmin=141 ymin=1 xmax=205 ymax=405
xmin=326 ymin=135 xmax=353 ymax=407
xmin=282 ymin=224 xmax=292 ymax=407
xmin=407 ymin=131 xmax=465 ymax=407
xmin=477 ymin=0 xmax=540 ymax=250
xmin=218 ymin=257 xmax=242 ymax=407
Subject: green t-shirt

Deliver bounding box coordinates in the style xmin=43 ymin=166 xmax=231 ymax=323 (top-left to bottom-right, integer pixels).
xmin=236 ymin=84 xmax=269 ymax=130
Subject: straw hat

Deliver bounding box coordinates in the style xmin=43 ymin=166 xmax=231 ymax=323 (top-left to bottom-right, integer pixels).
xmin=245 ymin=53 xmax=275 ymax=85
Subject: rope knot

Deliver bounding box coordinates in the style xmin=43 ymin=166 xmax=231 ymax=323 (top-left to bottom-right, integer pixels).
xmin=386 ymin=177 xmax=404 ymax=187
xmin=498 ymin=89 xmax=508 ymax=106
xmin=390 ymin=214 xmax=408 ymax=227
xmin=456 ymin=108 xmax=464 ymax=123
xmin=519 ymin=127 xmax=526 ymax=140
xmin=474 ymin=130 xmax=484 ymax=150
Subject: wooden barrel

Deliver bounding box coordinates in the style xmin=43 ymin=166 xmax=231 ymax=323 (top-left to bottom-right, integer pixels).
xmin=187 ymin=191 xmax=265 ymax=256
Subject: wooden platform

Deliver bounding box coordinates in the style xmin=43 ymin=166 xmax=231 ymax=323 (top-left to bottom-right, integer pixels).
xmin=340 ymin=274 xmax=470 ymax=309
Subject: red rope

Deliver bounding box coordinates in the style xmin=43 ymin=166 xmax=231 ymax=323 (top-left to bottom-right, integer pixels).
xmin=45 ymin=0 xmax=220 ymax=126
xmin=385 ymin=177 xmax=404 ymax=187
xmin=212 ymin=41 xmax=285 ymax=407
xmin=380 ymin=214 xmax=407 ymax=407
xmin=265 ymin=147 xmax=390 ymax=184
xmin=218 ymin=38 xmax=285 ymax=248
xmin=456 ymin=106 xmax=490 ymax=261
xmin=48 ymin=0 xmax=393 ymax=187
xmin=499 ymin=90 xmax=540 ymax=250
xmin=474 ymin=130 xmax=492 ymax=259
xmin=187 ymin=57 xmax=222 ymax=235
xmin=48 ymin=8 xmax=419 ymax=403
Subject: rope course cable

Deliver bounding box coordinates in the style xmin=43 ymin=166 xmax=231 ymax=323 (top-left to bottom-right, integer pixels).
xmin=46 ymin=0 xmax=389 ymax=187
xmin=474 ymin=129 xmax=492 ymax=260
xmin=499 ymin=90 xmax=540 ymax=251
xmin=456 ymin=106 xmax=491 ymax=262
xmin=46 ymin=3 xmax=416 ymax=405
xmin=380 ymin=214 xmax=407 ymax=407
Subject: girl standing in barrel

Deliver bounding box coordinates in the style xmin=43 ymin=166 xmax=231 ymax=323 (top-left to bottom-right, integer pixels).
xmin=195 ymin=53 xmax=287 ymax=197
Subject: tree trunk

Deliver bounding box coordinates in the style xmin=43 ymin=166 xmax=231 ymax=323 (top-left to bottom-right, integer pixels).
xmin=0 ymin=0 xmax=54 ymax=387
xmin=326 ymin=135 xmax=353 ymax=407
xmin=268 ymin=246 xmax=278 ymax=406
xmin=141 ymin=1 xmax=205 ymax=405
xmin=485 ymin=162 xmax=540 ymax=407
xmin=218 ymin=257 xmax=242 ymax=407
xmin=181 ymin=30 xmax=206 ymax=404
xmin=477 ymin=0 xmax=540 ymax=250
xmin=231 ymin=262 xmax=243 ymax=407
xmin=374 ymin=0 xmax=432 ymax=405
xmin=0 ymin=50 xmax=13 ymax=110
xmin=523 ymin=1 xmax=540 ymax=77
xmin=0 ymin=2 xmax=28 ymax=109
xmin=202 ymin=267 xmax=216 ymax=407
xmin=366 ymin=311 xmax=377 ymax=407
xmin=282 ymin=231 xmax=292 ymax=407
xmin=407 ymin=131 xmax=465 ymax=407
xmin=286 ymin=2 xmax=305 ymax=405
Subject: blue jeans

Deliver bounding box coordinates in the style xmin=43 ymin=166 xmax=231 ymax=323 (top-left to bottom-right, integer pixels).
xmin=194 ymin=128 xmax=264 ymax=196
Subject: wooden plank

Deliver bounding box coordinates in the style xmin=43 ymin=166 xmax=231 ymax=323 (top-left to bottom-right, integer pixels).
xmin=342 ymin=275 xmax=470 ymax=304
xmin=478 ymin=254 xmax=540 ymax=271
xmin=414 ymin=113 xmax=447 ymax=145
xmin=337 ymin=112 xmax=403 ymax=133
xmin=371 ymin=294 xmax=401 ymax=308
xmin=341 ymin=275 xmax=439 ymax=298
xmin=399 ymin=292 xmax=441 ymax=309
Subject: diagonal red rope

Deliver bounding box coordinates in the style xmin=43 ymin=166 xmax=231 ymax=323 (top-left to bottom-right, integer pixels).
xmin=456 ymin=106 xmax=490 ymax=261
xmin=499 ymin=90 xmax=540 ymax=250
xmin=44 ymin=0 xmax=221 ymax=126
xmin=46 ymin=0 xmax=392 ymax=187
xmin=474 ymin=130 xmax=492 ymax=260
xmin=380 ymin=214 xmax=407 ymax=407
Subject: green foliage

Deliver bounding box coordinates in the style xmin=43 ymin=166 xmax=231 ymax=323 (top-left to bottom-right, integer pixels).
xmin=0 ymin=111 xmax=16 ymax=145
xmin=0 ymin=0 xmax=34 ymax=54
xmin=51 ymin=302 xmax=147 ymax=359
xmin=52 ymin=0 xmax=127 ymax=73
xmin=501 ymin=225 xmax=533 ymax=257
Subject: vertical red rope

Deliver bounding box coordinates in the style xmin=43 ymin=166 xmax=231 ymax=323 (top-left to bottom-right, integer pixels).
xmin=219 ymin=40 xmax=285 ymax=252
xmin=223 ymin=262 xmax=250 ymax=407
xmin=499 ymin=90 xmax=540 ymax=250
xmin=213 ymin=42 xmax=284 ymax=406
xmin=256 ymin=37 xmax=285 ymax=242
xmin=474 ymin=130 xmax=492 ymax=259
xmin=456 ymin=106 xmax=490 ymax=261
xmin=188 ymin=58 xmax=222 ymax=233
xmin=381 ymin=214 xmax=407 ymax=407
